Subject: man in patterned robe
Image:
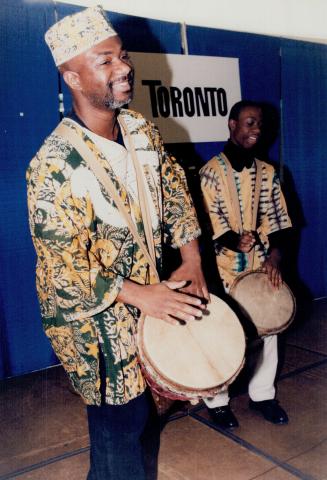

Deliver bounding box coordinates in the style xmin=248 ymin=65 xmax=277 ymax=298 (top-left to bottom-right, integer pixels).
xmin=26 ymin=6 xmax=208 ymax=479
xmin=200 ymin=100 xmax=292 ymax=430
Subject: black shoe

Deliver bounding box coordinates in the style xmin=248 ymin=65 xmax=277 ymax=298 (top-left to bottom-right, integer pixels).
xmin=249 ymin=399 xmax=289 ymax=425
xmin=207 ymin=405 xmax=239 ymax=429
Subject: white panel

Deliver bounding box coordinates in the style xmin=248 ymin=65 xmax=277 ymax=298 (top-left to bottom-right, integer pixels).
xmin=129 ymin=53 xmax=241 ymax=143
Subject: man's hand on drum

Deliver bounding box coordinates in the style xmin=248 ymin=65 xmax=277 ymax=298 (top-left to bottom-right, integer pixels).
xmin=262 ymin=248 xmax=283 ymax=288
xmin=237 ymin=231 xmax=256 ymax=253
xmin=117 ymin=239 xmax=208 ymax=325
xmin=118 ymin=280 xmax=205 ymax=325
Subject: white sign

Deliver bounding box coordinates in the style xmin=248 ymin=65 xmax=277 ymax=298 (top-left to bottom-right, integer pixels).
xmin=129 ymin=53 xmax=241 ymax=143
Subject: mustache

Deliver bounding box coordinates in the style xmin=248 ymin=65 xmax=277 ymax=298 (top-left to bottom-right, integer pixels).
xmin=108 ymin=71 xmax=134 ymax=88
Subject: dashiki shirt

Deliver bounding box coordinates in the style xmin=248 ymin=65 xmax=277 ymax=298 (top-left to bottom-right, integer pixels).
xmin=200 ymin=152 xmax=291 ymax=292
xmin=27 ymin=108 xmax=201 ymax=406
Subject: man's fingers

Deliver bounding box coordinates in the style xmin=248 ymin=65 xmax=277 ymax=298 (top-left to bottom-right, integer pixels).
xmin=164 ymin=280 xmax=206 ymax=307
xmin=177 ymin=281 xmax=210 ymax=304
xmin=141 ymin=281 xmax=206 ymax=324
xmin=174 ymin=299 xmax=203 ymax=317
xmin=161 ymin=314 xmax=200 ymax=326
xmin=155 ymin=302 xmax=203 ymax=324
xmin=164 ymin=280 xmax=187 ymax=290
xmin=202 ymin=286 xmax=210 ymax=302
xmin=161 ymin=316 xmax=180 ymax=326
xmin=167 ymin=294 xmax=204 ymax=318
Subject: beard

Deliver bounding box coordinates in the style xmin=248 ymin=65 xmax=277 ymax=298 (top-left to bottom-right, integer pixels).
xmin=84 ymin=71 xmax=134 ymax=110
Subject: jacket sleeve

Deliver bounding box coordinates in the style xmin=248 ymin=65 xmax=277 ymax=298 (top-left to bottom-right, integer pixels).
xmin=27 ymin=151 xmax=123 ymax=325
xmin=258 ymin=170 xmax=292 ymax=239
xmin=200 ymin=162 xmax=232 ymax=241
xmin=149 ymin=123 xmax=201 ymax=248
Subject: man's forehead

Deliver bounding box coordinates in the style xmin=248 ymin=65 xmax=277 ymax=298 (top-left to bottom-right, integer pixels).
xmin=61 ymin=35 xmax=125 ymax=71
xmin=87 ymin=36 xmax=124 ymax=57
xmin=239 ymin=107 xmax=262 ymax=119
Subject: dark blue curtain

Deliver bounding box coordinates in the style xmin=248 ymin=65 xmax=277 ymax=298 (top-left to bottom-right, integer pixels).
xmin=281 ymin=40 xmax=327 ymax=298
xmin=0 ymin=0 xmax=59 ymax=378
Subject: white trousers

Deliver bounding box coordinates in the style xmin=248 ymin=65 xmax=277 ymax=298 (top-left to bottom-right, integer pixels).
xmin=204 ymin=334 xmax=278 ymax=408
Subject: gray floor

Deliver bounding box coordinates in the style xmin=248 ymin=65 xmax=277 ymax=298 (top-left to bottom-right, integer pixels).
xmin=0 ymin=298 xmax=326 ymax=480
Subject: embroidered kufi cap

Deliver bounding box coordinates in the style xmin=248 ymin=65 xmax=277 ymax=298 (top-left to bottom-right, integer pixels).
xmin=45 ymin=5 xmax=118 ymax=66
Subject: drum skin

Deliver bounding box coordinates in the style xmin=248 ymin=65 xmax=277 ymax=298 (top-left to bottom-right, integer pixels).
xmin=229 ymin=270 xmax=296 ymax=337
xmin=137 ymin=294 xmax=246 ymax=402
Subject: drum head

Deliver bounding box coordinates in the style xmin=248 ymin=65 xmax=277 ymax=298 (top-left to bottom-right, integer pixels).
xmin=229 ymin=271 xmax=296 ymax=335
xmin=138 ymin=294 xmax=245 ymax=395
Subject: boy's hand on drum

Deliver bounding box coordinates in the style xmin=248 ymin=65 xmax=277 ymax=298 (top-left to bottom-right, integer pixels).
xmin=237 ymin=231 xmax=256 ymax=253
xmin=262 ymin=248 xmax=282 ymax=288
xmin=135 ymin=281 xmax=205 ymax=325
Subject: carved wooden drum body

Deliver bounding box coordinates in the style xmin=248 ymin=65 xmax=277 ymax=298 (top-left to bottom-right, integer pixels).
xmin=137 ymin=294 xmax=246 ymax=402
xmin=229 ymin=271 xmax=296 ymax=337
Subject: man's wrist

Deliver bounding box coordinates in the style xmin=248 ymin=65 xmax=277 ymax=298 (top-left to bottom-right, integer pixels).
xmin=181 ymin=256 xmax=201 ymax=266
xmin=117 ymin=279 xmax=144 ymax=310
xmin=179 ymin=239 xmax=202 ymax=264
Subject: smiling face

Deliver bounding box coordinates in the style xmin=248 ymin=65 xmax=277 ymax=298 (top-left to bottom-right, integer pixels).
xmin=229 ymin=106 xmax=262 ymax=149
xmin=62 ymin=35 xmax=134 ymax=111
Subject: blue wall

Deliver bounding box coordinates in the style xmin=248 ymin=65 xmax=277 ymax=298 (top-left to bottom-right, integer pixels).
xmin=281 ymin=39 xmax=327 ymax=298
xmin=1 ymin=0 xmax=326 ymax=378
xmin=0 ymin=0 xmax=59 ymax=377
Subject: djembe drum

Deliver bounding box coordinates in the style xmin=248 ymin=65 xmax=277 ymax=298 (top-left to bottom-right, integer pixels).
xmin=229 ymin=270 xmax=296 ymax=337
xmin=137 ymin=293 xmax=246 ymax=404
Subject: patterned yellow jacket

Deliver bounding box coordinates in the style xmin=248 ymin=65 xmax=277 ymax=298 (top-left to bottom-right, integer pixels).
xmin=27 ymin=109 xmax=201 ymax=406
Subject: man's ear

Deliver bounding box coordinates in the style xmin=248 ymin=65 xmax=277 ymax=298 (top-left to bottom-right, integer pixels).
xmin=62 ymin=70 xmax=82 ymax=91
xmin=229 ymin=119 xmax=236 ymax=132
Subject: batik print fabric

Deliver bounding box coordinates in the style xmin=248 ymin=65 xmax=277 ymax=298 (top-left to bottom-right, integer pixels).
xmin=200 ymin=153 xmax=291 ymax=292
xmin=27 ymin=108 xmax=200 ymax=406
